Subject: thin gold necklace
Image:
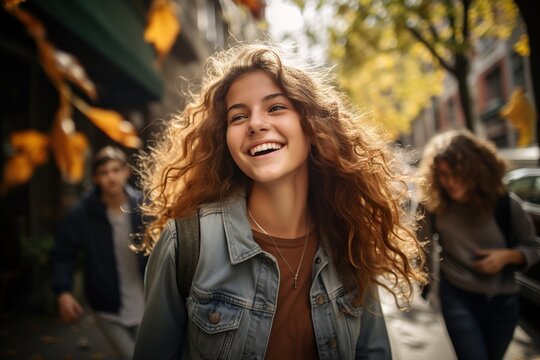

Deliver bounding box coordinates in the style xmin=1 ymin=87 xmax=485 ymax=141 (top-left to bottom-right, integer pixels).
xmin=248 ymin=210 xmax=310 ymax=289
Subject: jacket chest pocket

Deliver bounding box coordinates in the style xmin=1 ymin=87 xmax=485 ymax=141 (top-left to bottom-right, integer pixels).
xmin=187 ymin=297 xmax=245 ymax=359
xmin=334 ymin=293 xmax=364 ymax=352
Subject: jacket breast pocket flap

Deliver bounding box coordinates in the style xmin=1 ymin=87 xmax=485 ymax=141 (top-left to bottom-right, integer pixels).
xmin=336 ymin=293 xmax=364 ymax=318
xmin=190 ymin=299 xmax=244 ymax=334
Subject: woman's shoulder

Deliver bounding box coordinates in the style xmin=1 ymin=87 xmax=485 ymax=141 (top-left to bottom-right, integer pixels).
xmin=199 ymin=192 xmax=246 ymax=216
xmin=508 ymin=192 xmax=528 ymax=216
xmin=152 ymin=219 xmax=178 ymax=256
xmin=199 ymin=201 xmax=224 ymax=215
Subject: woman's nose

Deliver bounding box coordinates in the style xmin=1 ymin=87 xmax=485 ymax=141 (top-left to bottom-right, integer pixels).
xmin=248 ymin=113 xmax=269 ymax=134
xmin=447 ymin=176 xmax=458 ymax=186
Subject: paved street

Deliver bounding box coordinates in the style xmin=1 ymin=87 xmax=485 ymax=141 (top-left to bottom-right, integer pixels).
xmin=1 ymin=289 xmax=540 ymax=359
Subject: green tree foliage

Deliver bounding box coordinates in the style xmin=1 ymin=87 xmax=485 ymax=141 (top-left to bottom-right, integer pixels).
xmin=294 ymin=0 xmax=521 ymax=136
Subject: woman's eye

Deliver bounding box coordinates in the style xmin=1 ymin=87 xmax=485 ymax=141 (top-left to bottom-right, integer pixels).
xmin=229 ymin=114 xmax=246 ymax=123
xmin=269 ymin=104 xmax=286 ymax=112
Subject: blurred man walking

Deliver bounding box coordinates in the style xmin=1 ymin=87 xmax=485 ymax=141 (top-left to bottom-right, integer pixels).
xmin=50 ymin=146 xmax=147 ymax=360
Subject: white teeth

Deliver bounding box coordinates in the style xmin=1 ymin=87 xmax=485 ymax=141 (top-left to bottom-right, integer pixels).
xmin=249 ymin=142 xmax=283 ymax=156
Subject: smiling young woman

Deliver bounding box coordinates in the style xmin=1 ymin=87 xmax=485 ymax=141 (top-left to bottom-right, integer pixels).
xmin=132 ymin=42 xmax=427 ymax=360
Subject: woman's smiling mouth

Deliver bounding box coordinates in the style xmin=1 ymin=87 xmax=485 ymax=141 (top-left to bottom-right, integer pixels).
xmin=249 ymin=142 xmax=284 ymax=156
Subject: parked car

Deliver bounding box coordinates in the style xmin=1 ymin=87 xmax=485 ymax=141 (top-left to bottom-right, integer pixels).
xmin=503 ymin=167 xmax=540 ymax=320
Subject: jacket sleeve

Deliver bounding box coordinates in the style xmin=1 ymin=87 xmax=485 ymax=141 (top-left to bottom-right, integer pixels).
xmin=355 ymin=287 xmax=392 ymax=360
xmin=133 ymin=220 xmax=188 ymax=360
xmin=509 ymin=195 xmax=540 ymax=270
xmin=49 ymin=209 xmax=83 ymax=295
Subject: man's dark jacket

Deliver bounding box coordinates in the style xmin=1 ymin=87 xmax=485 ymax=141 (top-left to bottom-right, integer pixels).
xmin=50 ymin=185 xmax=147 ymax=313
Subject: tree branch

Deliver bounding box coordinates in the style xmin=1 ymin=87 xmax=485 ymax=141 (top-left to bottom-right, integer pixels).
xmin=406 ymin=25 xmax=455 ymax=75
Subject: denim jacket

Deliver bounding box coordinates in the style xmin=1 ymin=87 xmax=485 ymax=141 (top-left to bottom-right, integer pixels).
xmin=133 ymin=193 xmax=391 ymax=360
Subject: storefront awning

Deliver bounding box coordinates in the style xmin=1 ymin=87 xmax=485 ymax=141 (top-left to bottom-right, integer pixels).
xmin=30 ymin=0 xmax=163 ymax=101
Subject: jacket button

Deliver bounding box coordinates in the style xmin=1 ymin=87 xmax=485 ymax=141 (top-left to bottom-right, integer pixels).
xmin=327 ymin=338 xmax=337 ymax=348
xmin=208 ymin=311 xmax=221 ymax=324
xmin=315 ymin=257 xmax=321 ymax=264
xmin=315 ymin=294 xmax=325 ymax=305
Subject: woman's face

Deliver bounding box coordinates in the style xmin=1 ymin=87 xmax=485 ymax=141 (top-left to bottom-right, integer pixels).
xmin=436 ymin=160 xmax=468 ymax=202
xmin=225 ymin=71 xmax=310 ymax=186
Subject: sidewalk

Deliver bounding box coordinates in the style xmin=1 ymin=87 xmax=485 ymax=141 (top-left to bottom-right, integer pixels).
xmin=380 ymin=285 xmax=540 ymax=360
xmin=0 ymin=310 xmax=117 ymax=360
xmin=380 ymin=285 xmax=456 ymax=360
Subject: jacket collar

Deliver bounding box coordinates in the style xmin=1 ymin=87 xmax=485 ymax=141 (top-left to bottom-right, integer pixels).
xmin=84 ymin=184 xmax=141 ymax=217
xmin=220 ymin=192 xmax=264 ymax=265
xmin=216 ymin=192 xmax=346 ymax=292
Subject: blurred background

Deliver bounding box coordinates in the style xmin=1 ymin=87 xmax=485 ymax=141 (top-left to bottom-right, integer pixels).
xmin=0 ymin=0 xmax=539 ymax=358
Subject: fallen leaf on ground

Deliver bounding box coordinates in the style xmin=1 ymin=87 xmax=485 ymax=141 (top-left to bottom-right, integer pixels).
xmin=41 ymin=335 xmax=62 ymax=345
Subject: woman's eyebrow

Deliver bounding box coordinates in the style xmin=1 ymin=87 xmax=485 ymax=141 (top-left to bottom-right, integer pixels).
xmin=263 ymin=93 xmax=286 ymax=102
xmin=226 ymin=93 xmax=287 ymax=114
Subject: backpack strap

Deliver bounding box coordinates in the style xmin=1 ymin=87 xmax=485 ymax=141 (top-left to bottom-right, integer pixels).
xmin=428 ymin=211 xmax=438 ymax=235
xmin=174 ymin=210 xmax=200 ymax=300
xmin=494 ymin=191 xmax=513 ymax=248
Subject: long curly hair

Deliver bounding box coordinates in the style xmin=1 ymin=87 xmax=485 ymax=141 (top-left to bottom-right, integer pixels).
xmin=417 ymin=129 xmax=508 ymax=215
xmin=135 ymin=42 xmax=426 ymax=304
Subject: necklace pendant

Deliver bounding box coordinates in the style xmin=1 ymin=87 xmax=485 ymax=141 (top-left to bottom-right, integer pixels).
xmin=248 ymin=210 xmax=310 ymax=292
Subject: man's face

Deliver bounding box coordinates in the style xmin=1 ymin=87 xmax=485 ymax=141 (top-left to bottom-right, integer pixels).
xmin=92 ymin=160 xmax=130 ymax=197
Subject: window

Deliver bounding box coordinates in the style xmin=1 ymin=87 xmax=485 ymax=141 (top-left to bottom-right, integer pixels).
xmin=484 ymin=66 xmax=503 ymax=109
xmin=511 ymin=52 xmax=526 ymax=89
xmin=507 ymin=176 xmax=540 ymax=205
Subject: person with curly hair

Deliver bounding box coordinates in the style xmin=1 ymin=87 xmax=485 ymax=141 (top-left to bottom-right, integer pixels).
xmin=416 ymin=129 xmax=540 ymax=360
xmin=132 ymin=42 xmax=427 ymax=360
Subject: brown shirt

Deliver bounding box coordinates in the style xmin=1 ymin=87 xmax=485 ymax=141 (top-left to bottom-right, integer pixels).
xmin=252 ymin=229 xmax=319 ymax=360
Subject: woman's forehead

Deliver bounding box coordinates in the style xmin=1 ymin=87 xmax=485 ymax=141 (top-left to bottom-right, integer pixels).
xmin=226 ymin=71 xmax=281 ymax=106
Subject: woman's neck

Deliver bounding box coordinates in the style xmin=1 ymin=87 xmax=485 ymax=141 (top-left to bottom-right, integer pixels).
xmin=247 ymin=181 xmax=310 ymax=239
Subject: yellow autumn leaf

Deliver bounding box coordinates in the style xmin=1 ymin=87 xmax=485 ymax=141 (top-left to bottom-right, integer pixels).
xmin=51 ymin=128 xmax=88 ymax=183
xmin=0 ymin=129 xmax=50 ymax=194
xmin=0 ymin=154 xmax=34 ymax=195
xmin=144 ymin=0 xmax=180 ymax=63
xmin=50 ymin=102 xmax=89 ymax=183
xmin=2 ymin=0 xmax=24 ymax=11
xmin=65 ymin=132 xmax=88 ymax=182
xmin=54 ymin=50 xmax=97 ymax=100
xmin=10 ymin=130 xmax=50 ymax=166
xmin=84 ymin=107 xmax=142 ymax=148
xmin=500 ymin=87 xmax=536 ymax=147
xmin=37 ymin=39 xmax=65 ymax=88
xmin=513 ymin=34 xmax=530 ymax=57
xmin=50 ymin=103 xmax=72 ymax=178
